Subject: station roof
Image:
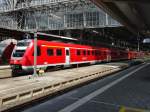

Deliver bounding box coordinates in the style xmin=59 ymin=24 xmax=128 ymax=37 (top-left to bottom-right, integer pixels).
xmin=0 ymin=27 xmax=77 ymax=42
xmin=0 ymin=27 xmax=26 ymax=40
xmin=91 ymin=0 xmax=150 ymax=36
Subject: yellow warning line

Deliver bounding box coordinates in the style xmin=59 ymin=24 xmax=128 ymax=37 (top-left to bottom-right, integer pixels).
xmin=119 ymin=106 xmax=150 ymax=112
xmin=119 ymin=107 xmax=126 ymax=112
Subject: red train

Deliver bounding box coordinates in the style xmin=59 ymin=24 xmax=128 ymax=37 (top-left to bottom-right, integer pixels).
xmin=10 ymin=39 xmax=143 ymax=74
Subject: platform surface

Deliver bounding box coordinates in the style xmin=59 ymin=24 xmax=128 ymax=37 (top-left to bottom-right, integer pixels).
xmin=20 ymin=62 xmax=150 ymax=112
xmin=0 ymin=62 xmax=130 ymax=111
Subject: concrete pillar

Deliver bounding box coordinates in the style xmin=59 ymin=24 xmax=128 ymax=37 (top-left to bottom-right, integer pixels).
xmin=106 ymin=13 xmax=109 ymax=26
xmin=63 ymin=14 xmax=67 ymax=29
xmin=83 ymin=11 xmax=87 ymax=27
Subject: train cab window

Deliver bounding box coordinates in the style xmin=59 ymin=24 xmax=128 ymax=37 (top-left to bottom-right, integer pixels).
xmin=83 ymin=50 xmax=86 ymax=56
xmin=87 ymin=50 xmax=90 ymax=55
xmin=77 ymin=50 xmax=81 ymax=55
xmin=56 ymin=49 xmax=62 ymax=56
xmin=47 ymin=49 xmax=53 ymax=56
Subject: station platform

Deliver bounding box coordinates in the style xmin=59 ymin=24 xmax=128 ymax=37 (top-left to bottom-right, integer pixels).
xmin=0 ymin=65 xmax=10 ymax=69
xmin=0 ymin=61 xmax=131 ymax=111
xmin=0 ymin=65 xmax=11 ymax=79
xmin=19 ymin=61 xmax=150 ymax=112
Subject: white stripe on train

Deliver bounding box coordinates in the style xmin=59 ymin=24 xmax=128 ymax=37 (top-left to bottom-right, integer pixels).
xmin=22 ymin=60 xmax=103 ymax=70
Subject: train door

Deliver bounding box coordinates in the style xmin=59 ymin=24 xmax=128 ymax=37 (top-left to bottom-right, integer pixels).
xmin=107 ymin=51 xmax=111 ymax=62
xmin=65 ymin=47 xmax=70 ymax=65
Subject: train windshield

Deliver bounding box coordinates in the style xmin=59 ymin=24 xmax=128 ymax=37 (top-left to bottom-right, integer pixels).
xmin=12 ymin=40 xmax=31 ymax=57
xmin=13 ymin=50 xmax=26 ymax=57
xmin=16 ymin=41 xmax=30 ymax=47
xmin=0 ymin=44 xmax=6 ymax=57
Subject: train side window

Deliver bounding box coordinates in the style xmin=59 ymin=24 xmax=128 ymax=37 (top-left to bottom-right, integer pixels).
xmin=103 ymin=52 xmax=106 ymax=55
xmin=106 ymin=52 xmax=109 ymax=55
xmin=66 ymin=50 xmax=69 ymax=56
xmin=47 ymin=49 xmax=53 ymax=56
xmin=37 ymin=46 xmax=41 ymax=56
xmin=77 ymin=50 xmax=81 ymax=55
xmin=95 ymin=51 xmax=97 ymax=55
xmin=83 ymin=50 xmax=86 ymax=56
xmin=108 ymin=52 xmax=110 ymax=55
xmin=56 ymin=49 xmax=62 ymax=56
xmin=88 ymin=50 xmax=90 ymax=55
xmin=95 ymin=50 xmax=99 ymax=56
xmin=92 ymin=50 xmax=94 ymax=55
xmin=98 ymin=51 xmax=101 ymax=55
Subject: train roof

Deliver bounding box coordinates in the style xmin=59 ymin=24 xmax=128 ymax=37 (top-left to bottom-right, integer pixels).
xmin=32 ymin=40 xmax=110 ymax=50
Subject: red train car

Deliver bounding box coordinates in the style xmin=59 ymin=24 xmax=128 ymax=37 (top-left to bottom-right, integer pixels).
xmin=10 ymin=39 xmax=142 ymax=74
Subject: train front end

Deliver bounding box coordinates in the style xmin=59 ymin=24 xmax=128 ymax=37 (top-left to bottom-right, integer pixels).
xmin=10 ymin=39 xmax=32 ymax=75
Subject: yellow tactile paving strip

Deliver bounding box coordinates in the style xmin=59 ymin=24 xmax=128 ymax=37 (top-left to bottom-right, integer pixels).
xmin=119 ymin=106 xmax=150 ymax=112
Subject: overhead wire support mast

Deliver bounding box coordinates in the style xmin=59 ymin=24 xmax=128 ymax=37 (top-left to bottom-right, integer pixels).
xmin=33 ymin=32 xmax=37 ymax=77
xmin=137 ymin=32 xmax=140 ymax=52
